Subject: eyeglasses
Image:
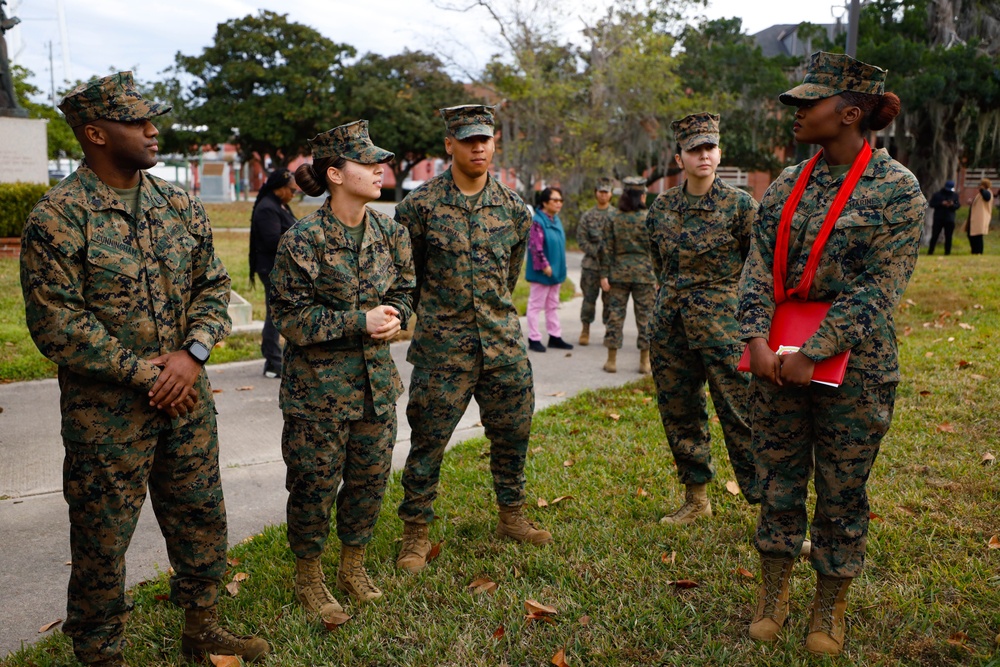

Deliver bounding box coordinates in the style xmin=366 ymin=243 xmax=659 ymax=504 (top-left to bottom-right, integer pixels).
xmin=548 ymin=198 xmax=563 ymax=203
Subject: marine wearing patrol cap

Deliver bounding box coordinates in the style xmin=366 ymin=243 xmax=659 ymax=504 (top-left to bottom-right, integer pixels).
xmin=671 ymin=112 xmax=720 ymax=152
xmin=58 ymin=71 xmax=170 ymax=128
xmin=779 ymin=51 xmax=886 ymax=105
xmin=310 ymin=119 xmax=395 ymax=163
xmin=622 ymin=176 xmax=647 ymax=192
xmin=595 ymin=177 xmax=613 ymax=193
xmin=440 ymin=104 xmax=496 ymax=140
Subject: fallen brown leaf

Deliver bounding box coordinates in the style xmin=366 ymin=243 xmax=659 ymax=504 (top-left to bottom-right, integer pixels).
xmin=551 ymin=648 xmax=569 ymax=667
xmin=231 ymin=572 xmax=249 ymax=583
xmin=725 ymin=481 xmax=740 ymax=496
xmin=322 ymin=612 xmax=352 ymax=630
xmin=209 ymin=655 xmax=242 ymax=667
xmin=936 ymin=422 xmax=955 ymax=433
xmin=735 ymin=567 xmax=754 ymax=578
xmin=608 ymin=413 xmax=621 ymax=421
xmin=467 ymin=577 xmax=498 ymax=596
xmin=668 ymin=579 xmax=699 ymax=589
xmin=531 ymin=446 xmax=544 ymax=454
xmin=547 ymin=391 xmax=566 ymax=397
xmin=426 ymin=541 xmax=443 ymax=563
xmin=525 ymin=612 xmax=557 ymax=625
xmin=551 ymin=495 xmax=573 ymax=505
xmin=537 ymin=497 xmax=549 ymax=508
xmin=946 ymin=632 xmax=973 ymax=652
xmin=981 ymin=452 xmax=996 ymax=466
xmin=636 ymin=487 xmax=649 ymax=497
xmin=492 ymin=625 xmax=505 ymax=639
xmin=38 ymin=619 xmax=62 ymax=633
xmin=227 ymin=557 xmax=241 ymax=566
xmin=225 ymin=580 xmax=241 ymax=597
xmin=897 ymin=506 xmax=916 ymax=517
xmin=988 ymin=535 xmax=1000 ymax=550
xmin=154 ymin=594 xmax=170 ymax=601
xmin=563 ymin=460 xmax=574 ymax=467
xmin=925 ymin=352 xmax=934 ymax=358
xmin=642 ymin=396 xmax=653 ymax=404
xmin=869 ymin=511 xmax=883 ymax=522
xmin=903 ymin=326 xmax=913 ymax=336
xmin=959 ymin=322 xmax=974 ymax=330
xmin=235 ymin=386 xmax=254 ymax=391
xmin=919 ymin=390 xmax=931 ymax=396
xmin=212 ymin=389 xmax=224 ymax=394
xmin=971 ymin=374 xmax=987 ymax=380
xmin=525 ymin=599 xmax=558 ymax=616
xmin=957 ymin=360 xmax=970 ymax=368
xmin=661 ymin=551 xmax=676 ymax=565
xmin=579 ymin=615 xmax=591 ymax=627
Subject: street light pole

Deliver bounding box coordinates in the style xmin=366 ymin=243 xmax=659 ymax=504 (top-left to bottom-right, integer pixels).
xmin=846 ymin=0 xmax=861 ymax=56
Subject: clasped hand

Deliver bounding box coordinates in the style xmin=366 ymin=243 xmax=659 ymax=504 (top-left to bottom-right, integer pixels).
xmin=366 ymin=305 xmax=401 ymax=340
xmin=147 ymin=350 xmax=202 ymax=417
xmin=747 ymin=338 xmax=815 ymax=387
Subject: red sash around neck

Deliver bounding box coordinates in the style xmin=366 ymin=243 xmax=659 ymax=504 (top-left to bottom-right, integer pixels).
xmin=772 ymin=141 xmax=873 ymax=304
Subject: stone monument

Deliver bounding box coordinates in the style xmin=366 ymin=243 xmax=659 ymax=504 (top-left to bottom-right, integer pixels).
xmin=0 ymin=0 xmax=49 ymax=185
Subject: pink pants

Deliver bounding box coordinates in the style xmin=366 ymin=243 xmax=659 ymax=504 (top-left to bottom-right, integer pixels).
xmin=526 ymin=282 xmax=563 ymax=341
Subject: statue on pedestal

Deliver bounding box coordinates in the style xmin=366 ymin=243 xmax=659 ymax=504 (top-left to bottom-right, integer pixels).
xmin=0 ymin=0 xmax=28 ymax=118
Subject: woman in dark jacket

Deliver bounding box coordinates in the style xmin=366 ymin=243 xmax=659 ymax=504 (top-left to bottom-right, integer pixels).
xmin=249 ymin=168 xmax=297 ymax=377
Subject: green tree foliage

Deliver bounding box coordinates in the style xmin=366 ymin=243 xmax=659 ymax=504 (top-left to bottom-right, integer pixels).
xmin=10 ymin=64 xmax=81 ymax=160
xmin=853 ymin=0 xmax=1000 ymax=192
xmin=170 ymin=10 xmax=356 ymax=163
xmin=676 ymin=18 xmax=798 ymax=174
xmin=338 ymin=50 xmax=467 ymax=200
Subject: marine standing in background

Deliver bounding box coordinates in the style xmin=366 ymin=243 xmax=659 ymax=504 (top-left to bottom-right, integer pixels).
xmin=646 ymin=112 xmax=759 ymax=526
xmin=20 ymin=72 xmax=268 ymax=666
xmin=600 ymin=176 xmax=657 ymax=374
xmin=249 ymin=168 xmax=298 ymax=378
xmin=576 ymin=177 xmax=614 ymax=345
xmin=394 ymin=104 xmax=553 ymax=575
xmin=738 ymin=52 xmax=924 ymax=655
xmin=270 ymin=121 xmax=414 ymax=618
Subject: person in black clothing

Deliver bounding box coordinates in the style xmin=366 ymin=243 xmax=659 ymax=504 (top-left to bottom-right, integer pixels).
xmin=927 ymin=179 xmax=961 ymax=255
xmin=249 ymin=168 xmax=298 ymax=377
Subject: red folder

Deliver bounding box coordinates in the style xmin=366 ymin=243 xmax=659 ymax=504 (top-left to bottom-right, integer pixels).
xmin=737 ymin=300 xmax=850 ymax=387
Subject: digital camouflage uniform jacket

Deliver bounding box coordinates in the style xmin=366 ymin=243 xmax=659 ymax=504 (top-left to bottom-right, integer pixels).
xmin=270 ymin=205 xmax=414 ymax=421
xmin=647 ymin=176 xmax=757 ymax=348
xmin=395 ymin=168 xmax=531 ymax=372
xmin=21 ymin=165 xmax=232 ymax=443
xmin=737 ymin=148 xmax=925 ymax=381
xmin=576 ymin=206 xmax=612 ymax=271
xmin=601 ymin=209 xmax=656 ymax=284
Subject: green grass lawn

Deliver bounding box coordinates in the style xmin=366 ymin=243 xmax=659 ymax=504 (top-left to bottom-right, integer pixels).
xmin=1 ymin=219 xmax=576 ymax=381
xmin=3 ymin=233 xmax=999 ymax=665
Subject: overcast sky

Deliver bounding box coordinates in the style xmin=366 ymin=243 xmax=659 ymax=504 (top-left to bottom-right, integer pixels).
xmin=7 ymin=0 xmax=842 ymax=103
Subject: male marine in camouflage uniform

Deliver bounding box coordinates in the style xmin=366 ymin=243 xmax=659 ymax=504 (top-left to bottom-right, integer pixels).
xmin=576 ymin=177 xmax=614 ymax=345
xmin=737 ymin=52 xmax=925 ymax=654
xmin=599 ymin=176 xmax=657 ymax=374
xmin=646 ymin=112 xmax=759 ymax=525
xmin=19 ymin=72 xmax=267 ymax=666
xmin=394 ymin=105 xmax=552 ymax=574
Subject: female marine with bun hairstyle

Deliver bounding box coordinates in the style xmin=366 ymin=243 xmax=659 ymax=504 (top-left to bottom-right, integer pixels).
xmin=737 ymin=53 xmax=925 ymax=655
xmin=269 ymin=121 xmax=414 ymax=620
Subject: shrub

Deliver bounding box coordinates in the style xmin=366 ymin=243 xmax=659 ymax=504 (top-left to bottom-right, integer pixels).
xmin=0 ymin=182 xmax=50 ymax=237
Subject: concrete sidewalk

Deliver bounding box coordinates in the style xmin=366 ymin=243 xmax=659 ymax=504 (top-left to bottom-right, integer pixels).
xmin=0 ymin=251 xmax=650 ymax=657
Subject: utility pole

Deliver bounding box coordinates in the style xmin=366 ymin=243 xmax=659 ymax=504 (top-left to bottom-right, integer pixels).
xmin=48 ymin=40 xmax=55 ymax=106
xmin=846 ymin=0 xmax=861 ymax=57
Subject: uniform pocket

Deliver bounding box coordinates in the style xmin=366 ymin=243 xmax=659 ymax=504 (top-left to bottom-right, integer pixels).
xmin=87 ymin=241 xmax=141 ymax=279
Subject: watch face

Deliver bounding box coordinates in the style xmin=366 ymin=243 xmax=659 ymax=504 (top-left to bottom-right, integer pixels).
xmin=188 ymin=342 xmax=210 ymax=363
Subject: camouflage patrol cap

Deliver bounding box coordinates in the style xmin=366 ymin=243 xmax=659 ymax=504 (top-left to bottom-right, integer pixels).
xmin=309 ymin=120 xmax=394 ymax=163
xmin=622 ymin=176 xmax=647 ymax=192
xmin=440 ymin=104 xmax=496 ymax=140
xmin=595 ymin=177 xmax=613 ymax=193
xmin=779 ymin=51 xmax=886 ymax=105
xmin=58 ymin=71 xmax=170 ymax=129
xmin=671 ymin=112 xmax=720 ymax=151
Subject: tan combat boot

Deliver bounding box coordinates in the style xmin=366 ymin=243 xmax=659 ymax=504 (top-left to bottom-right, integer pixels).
xmin=336 ymin=544 xmax=382 ymax=602
xmin=396 ymin=521 xmax=432 ymax=574
xmin=639 ymin=349 xmax=651 ymax=374
xmin=181 ymin=607 xmax=269 ymax=663
xmin=579 ymin=323 xmax=590 ymax=346
xmin=603 ymin=348 xmax=617 ymax=373
xmin=659 ymin=483 xmax=712 ymax=525
xmin=294 ymin=556 xmax=344 ymax=618
xmin=748 ymin=557 xmax=794 ymax=641
xmin=804 ymin=574 xmax=852 ymax=655
xmin=497 ymin=505 xmax=554 ymax=545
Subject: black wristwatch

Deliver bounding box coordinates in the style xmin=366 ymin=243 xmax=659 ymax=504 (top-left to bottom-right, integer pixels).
xmin=184 ymin=340 xmax=211 ymax=365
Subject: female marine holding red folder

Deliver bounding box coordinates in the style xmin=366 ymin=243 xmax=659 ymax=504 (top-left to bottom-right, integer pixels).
xmin=737 ymin=52 xmax=925 ymax=655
